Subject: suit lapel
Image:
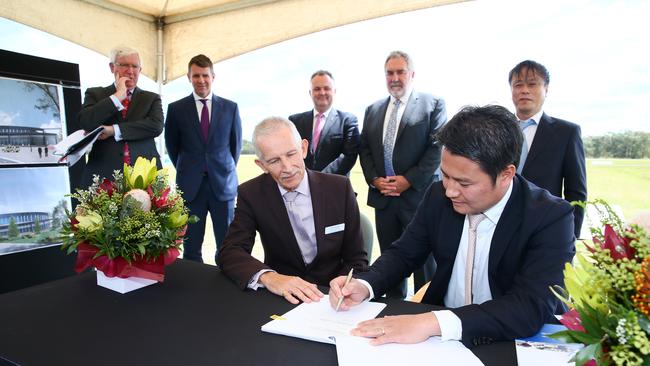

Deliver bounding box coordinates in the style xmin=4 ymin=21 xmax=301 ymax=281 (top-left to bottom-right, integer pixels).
xmin=525 ymin=113 xmax=554 ymax=167
xmin=371 ymin=99 xmax=391 ymax=160
xmin=488 ymin=178 xmax=523 ymax=275
xmin=263 ymin=173 xmax=308 ymax=267
xmin=396 ymin=91 xmax=417 ymax=141
xmin=207 ymin=95 xmax=221 ymax=143
xmin=315 ymin=109 xmax=338 ymax=155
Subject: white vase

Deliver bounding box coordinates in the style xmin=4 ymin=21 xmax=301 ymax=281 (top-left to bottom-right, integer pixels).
xmin=96 ymin=270 xmax=157 ymax=294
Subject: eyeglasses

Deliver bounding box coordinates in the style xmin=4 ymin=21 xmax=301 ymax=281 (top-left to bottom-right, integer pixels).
xmin=114 ymin=62 xmax=141 ymax=70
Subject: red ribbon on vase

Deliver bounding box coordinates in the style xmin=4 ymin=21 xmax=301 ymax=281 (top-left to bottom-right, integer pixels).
xmin=74 ymin=242 xmax=179 ymax=282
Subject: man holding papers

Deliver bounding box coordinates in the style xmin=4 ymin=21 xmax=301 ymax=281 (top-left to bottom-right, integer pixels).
xmin=330 ymin=105 xmax=575 ymax=347
xmin=219 ymin=117 xmax=367 ymax=304
xmin=77 ymin=46 xmax=163 ymax=187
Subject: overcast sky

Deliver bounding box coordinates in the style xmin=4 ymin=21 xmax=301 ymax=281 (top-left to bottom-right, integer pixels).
xmin=1 ymin=0 xmax=648 ymax=140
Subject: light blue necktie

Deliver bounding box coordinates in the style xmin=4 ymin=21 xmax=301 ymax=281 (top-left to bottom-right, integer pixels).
xmin=517 ymin=119 xmax=535 ymax=174
xmin=383 ymin=99 xmax=401 ymax=176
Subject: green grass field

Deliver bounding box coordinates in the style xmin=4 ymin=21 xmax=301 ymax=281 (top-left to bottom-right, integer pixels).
xmin=193 ymin=156 xmax=650 ymax=266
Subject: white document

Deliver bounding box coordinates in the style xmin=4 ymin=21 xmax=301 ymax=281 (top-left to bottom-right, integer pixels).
xmin=261 ymin=295 xmax=386 ymax=344
xmin=515 ymin=340 xmax=581 ymax=365
xmin=52 ymin=126 xmax=104 ymax=166
xmin=335 ymin=334 xmax=484 ymax=366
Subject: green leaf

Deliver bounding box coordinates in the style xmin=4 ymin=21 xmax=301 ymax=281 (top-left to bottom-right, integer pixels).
xmin=548 ymin=330 xmax=583 ymax=344
xmin=134 ymin=175 xmax=144 ymax=189
xmin=137 ymin=243 xmax=145 ymax=255
xmin=574 ymin=343 xmax=599 ymax=366
xmin=639 ymin=314 xmax=650 ymax=335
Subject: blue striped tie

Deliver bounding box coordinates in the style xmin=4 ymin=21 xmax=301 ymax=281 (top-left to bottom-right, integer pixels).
xmin=517 ymin=119 xmax=535 ymax=174
xmin=383 ymin=99 xmax=401 ymax=176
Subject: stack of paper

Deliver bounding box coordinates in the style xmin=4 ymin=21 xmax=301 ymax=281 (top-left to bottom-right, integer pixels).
xmin=52 ymin=126 xmax=104 ymax=166
xmin=261 ymin=295 xmax=386 ymax=344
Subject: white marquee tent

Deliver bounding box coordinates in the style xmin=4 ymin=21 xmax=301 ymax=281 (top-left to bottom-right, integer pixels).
xmin=1 ymin=0 xmax=462 ymax=84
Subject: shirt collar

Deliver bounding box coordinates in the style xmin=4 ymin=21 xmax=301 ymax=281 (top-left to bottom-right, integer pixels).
xmin=313 ymin=107 xmax=333 ymax=119
xmin=480 ymin=180 xmax=513 ymax=226
xmin=518 ymin=109 xmax=544 ymax=124
xmin=193 ymin=92 xmax=213 ymax=101
xmin=277 ymin=170 xmax=311 ymax=198
xmin=390 ymin=88 xmax=413 ymax=105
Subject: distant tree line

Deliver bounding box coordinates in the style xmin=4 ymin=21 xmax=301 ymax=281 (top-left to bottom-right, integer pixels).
xmin=584 ymin=131 xmax=650 ymax=158
xmin=242 ymin=140 xmax=255 ymax=154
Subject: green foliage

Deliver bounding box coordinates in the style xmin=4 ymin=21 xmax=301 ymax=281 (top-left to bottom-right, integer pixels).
xmin=585 ymin=131 xmax=650 ymax=159
xmin=51 ymin=199 xmax=68 ymax=230
xmin=241 ymin=140 xmax=255 ymax=155
xmin=8 ymin=217 xmax=19 ymax=238
xmin=33 ymin=218 xmax=41 ymax=234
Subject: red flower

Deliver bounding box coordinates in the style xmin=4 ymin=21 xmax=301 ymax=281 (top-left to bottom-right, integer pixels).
xmin=97 ymin=178 xmax=116 ymax=197
xmin=559 ymin=308 xmax=585 ymax=332
xmin=148 ymin=186 xmax=178 ymax=210
xmin=591 ymin=224 xmax=635 ymax=260
xmin=70 ymin=216 xmax=79 ymax=232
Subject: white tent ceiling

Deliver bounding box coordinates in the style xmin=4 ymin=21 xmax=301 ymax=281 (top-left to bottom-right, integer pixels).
xmin=1 ymin=0 xmax=463 ymax=83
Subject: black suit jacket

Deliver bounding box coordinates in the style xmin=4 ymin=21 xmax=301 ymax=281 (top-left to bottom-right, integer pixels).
xmin=78 ymin=85 xmax=163 ymax=186
xmin=289 ymin=109 xmax=360 ymax=176
xmin=521 ymin=113 xmax=587 ymax=237
xmin=219 ymin=170 xmax=368 ymax=289
xmin=164 ymin=94 xmax=242 ymax=202
xmin=359 ymin=91 xmax=446 ymax=210
xmin=356 ymin=176 xmax=576 ymax=347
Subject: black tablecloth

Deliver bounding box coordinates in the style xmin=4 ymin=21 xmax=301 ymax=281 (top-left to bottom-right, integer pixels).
xmin=0 ymin=260 xmax=516 ymax=366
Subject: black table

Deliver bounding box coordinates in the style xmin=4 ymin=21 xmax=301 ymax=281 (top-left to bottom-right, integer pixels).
xmin=0 ymin=260 xmax=516 ymax=366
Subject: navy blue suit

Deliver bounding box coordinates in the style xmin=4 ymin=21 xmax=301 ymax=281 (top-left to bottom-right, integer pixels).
xmin=356 ymin=176 xmax=576 ymax=347
xmin=520 ymin=113 xmax=587 ymax=237
xmin=289 ymin=109 xmax=360 ymax=176
xmin=165 ymin=93 xmax=242 ymax=262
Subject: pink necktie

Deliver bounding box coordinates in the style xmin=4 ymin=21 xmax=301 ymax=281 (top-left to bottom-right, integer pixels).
xmin=312 ymin=113 xmax=324 ymax=153
xmin=465 ymin=213 xmax=486 ymax=305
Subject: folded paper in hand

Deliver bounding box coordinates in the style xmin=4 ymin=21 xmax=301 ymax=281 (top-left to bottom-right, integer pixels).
xmin=52 ymin=126 xmax=104 ymax=166
xmin=261 ymin=294 xmax=386 ymax=344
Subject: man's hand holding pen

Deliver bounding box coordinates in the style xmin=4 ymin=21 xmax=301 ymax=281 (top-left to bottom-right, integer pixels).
xmin=328 ymin=275 xmax=370 ymax=312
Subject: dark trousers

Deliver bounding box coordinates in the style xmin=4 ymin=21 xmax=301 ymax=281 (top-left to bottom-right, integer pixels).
xmin=184 ymin=176 xmax=234 ymax=263
xmin=375 ymin=198 xmax=436 ymax=299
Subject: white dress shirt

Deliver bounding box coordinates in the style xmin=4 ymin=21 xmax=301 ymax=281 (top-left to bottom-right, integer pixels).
xmin=519 ymin=109 xmax=544 ymax=150
xmin=382 ymin=89 xmax=413 ymax=147
xmin=435 ymin=182 xmax=513 ymax=340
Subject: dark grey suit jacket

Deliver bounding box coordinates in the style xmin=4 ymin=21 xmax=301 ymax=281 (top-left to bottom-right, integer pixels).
xmin=164 ymin=94 xmax=242 ymax=202
xmin=78 ymin=85 xmax=163 ymax=186
xmin=289 ymin=109 xmax=360 ymax=176
xmin=218 ymin=170 xmax=368 ymax=289
xmin=521 ymin=113 xmax=587 ymax=237
xmin=356 ymin=176 xmax=576 ymax=347
xmin=359 ymin=91 xmax=446 ymax=210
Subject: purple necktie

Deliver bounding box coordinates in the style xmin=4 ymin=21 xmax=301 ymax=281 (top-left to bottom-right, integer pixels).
xmin=199 ymin=99 xmax=209 ymax=142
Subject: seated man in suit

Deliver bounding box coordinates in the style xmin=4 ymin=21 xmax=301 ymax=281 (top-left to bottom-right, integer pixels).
xmin=219 ymin=117 xmax=368 ymax=304
xmin=509 ymin=60 xmax=587 ymax=238
xmin=289 ymin=70 xmax=360 ymax=176
xmin=78 ymin=46 xmax=163 ymax=187
xmin=330 ymin=105 xmax=575 ymax=347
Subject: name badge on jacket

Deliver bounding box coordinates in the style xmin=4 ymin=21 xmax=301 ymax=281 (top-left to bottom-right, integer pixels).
xmin=325 ymin=223 xmax=345 ymax=235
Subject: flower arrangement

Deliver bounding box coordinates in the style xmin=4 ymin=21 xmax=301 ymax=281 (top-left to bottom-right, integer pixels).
xmin=550 ymin=200 xmax=650 ymax=366
xmin=61 ymin=157 xmax=197 ymax=281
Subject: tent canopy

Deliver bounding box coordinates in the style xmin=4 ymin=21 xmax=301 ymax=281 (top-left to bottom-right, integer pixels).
xmin=1 ymin=0 xmax=462 ymax=83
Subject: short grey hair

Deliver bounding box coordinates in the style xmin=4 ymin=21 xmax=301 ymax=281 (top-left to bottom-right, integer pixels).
xmin=385 ymin=50 xmax=414 ymax=71
xmin=252 ymin=117 xmax=302 ymax=160
xmin=109 ymin=46 xmax=140 ymax=66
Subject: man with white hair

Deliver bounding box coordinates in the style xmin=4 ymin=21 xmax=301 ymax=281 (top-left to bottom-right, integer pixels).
xmin=219 ymin=117 xmax=367 ymax=304
xmin=78 ymin=46 xmax=163 ymax=187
